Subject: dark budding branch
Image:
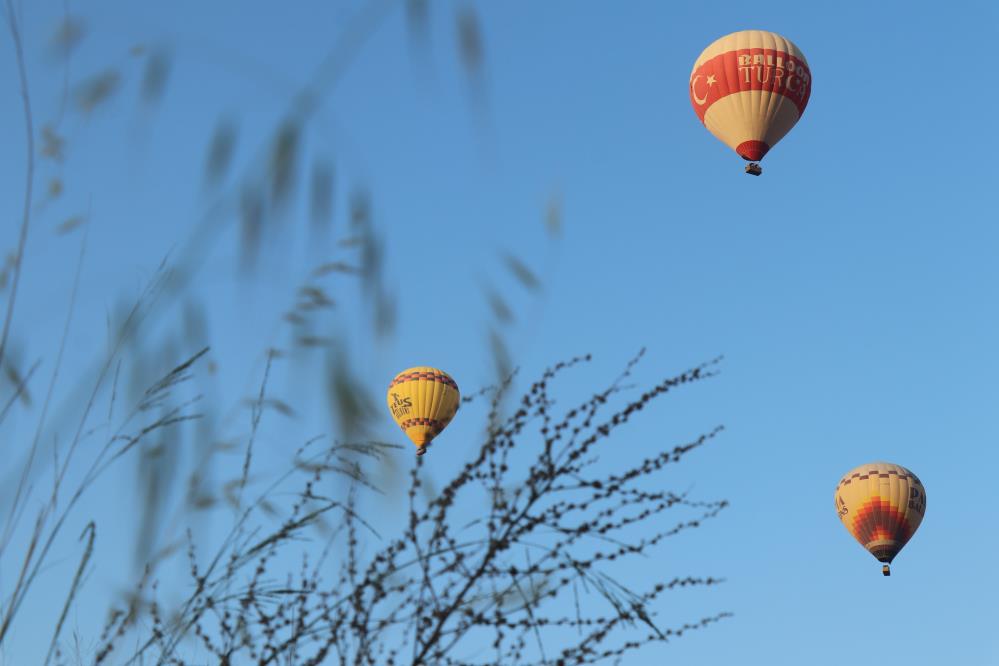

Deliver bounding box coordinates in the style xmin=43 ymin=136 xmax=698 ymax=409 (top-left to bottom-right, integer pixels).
xmin=107 ymin=351 xmax=729 ymax=665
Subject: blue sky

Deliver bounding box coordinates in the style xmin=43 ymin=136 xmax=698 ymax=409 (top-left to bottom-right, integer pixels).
xmin=1 ymin=1 xmax=998 ymax=664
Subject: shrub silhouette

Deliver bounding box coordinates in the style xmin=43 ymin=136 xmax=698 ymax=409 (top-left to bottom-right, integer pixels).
xmin=104 ymin=352 xmax=730 ymax=665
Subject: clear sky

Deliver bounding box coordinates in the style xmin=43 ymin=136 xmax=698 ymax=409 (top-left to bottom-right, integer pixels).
xmin=1 ymin=1 xmax=998 ymax=664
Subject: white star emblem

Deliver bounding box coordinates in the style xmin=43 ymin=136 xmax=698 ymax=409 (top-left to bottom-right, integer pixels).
xmin=706 ymin=75 xmax=717 ymax=87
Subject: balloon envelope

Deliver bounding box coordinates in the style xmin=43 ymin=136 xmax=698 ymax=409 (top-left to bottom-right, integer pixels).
xmin=386 ymin=367 xmax=460 ymax=453
xmin=690 ymin=30 xmax=811 ymax=163
xmin=834 ymin=462 xmax=926 ymax=567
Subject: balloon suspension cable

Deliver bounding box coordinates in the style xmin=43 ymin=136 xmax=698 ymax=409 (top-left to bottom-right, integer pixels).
xmin=416 ymin=446 xmax=427 ymax=456
xmin=882 ymin=564 xmax=890 ymax=576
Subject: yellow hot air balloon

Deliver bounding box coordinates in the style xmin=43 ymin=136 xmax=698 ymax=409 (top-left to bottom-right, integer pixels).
xmin=690 ymin=30 xmax=812 ymax=175
xmin=834 ymin=462 xmax=926 ymax=576
xmin=386 ymin=367 xmax=460 ymax=456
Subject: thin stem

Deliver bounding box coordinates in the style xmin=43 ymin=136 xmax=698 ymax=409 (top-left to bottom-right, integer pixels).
xmin=0 ymin=0 xmax=36 ymax=382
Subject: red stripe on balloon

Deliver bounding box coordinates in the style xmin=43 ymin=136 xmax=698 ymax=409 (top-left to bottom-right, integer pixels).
xmin=689 ymin=48 xmax=811 ymax=123
xmin=389 ymin=372 xmax=459 ymax=390
xmin=400 ymin=417 xmax=446 ymax=432
xmin=736 ymin=140 xmax=770 ymax=161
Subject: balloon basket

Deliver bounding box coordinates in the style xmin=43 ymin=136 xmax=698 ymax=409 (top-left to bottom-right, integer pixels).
xmin=882 ymin=564 xmax=890 ymax=576
xmin=744 ymin=163 xmax=762 ymax=176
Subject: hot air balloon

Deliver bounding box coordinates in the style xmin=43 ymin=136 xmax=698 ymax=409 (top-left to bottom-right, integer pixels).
xmin=834 ymin=462 xmax=926 ymax=576
xmin=689 ymin=30 xmax=811 ymax=176
xmin=386 ymin=366 xmax=460 ymax=456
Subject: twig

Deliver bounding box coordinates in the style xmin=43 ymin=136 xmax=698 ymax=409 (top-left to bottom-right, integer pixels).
xmin=43 ymin=522 xmax=96 ymax=666
xmin=0 ymin=0 xmax=36 ymax=386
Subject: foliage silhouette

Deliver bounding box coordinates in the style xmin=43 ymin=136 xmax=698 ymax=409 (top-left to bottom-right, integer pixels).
xmin=105 ymin=353 xmax=730 ymax=665
xmin=0 ymin=2 xmax=731 ymax=664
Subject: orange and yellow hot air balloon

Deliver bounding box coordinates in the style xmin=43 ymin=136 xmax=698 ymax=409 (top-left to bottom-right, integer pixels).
xmin=386 ymin=367 xmax=460 ymax=456
xmin=690 ymin=30 xmax=811 ymax=175
xmin=834 ymin=462 xmax=926 ymax=576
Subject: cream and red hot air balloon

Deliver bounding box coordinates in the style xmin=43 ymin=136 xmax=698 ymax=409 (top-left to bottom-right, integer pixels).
xmin=386 ymin=367 xmax=460 ymax=456
xmin=834 ymin=462 xmax=926 ymax=576
xmin=690 ymin=30 xmax=811 ymax=176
